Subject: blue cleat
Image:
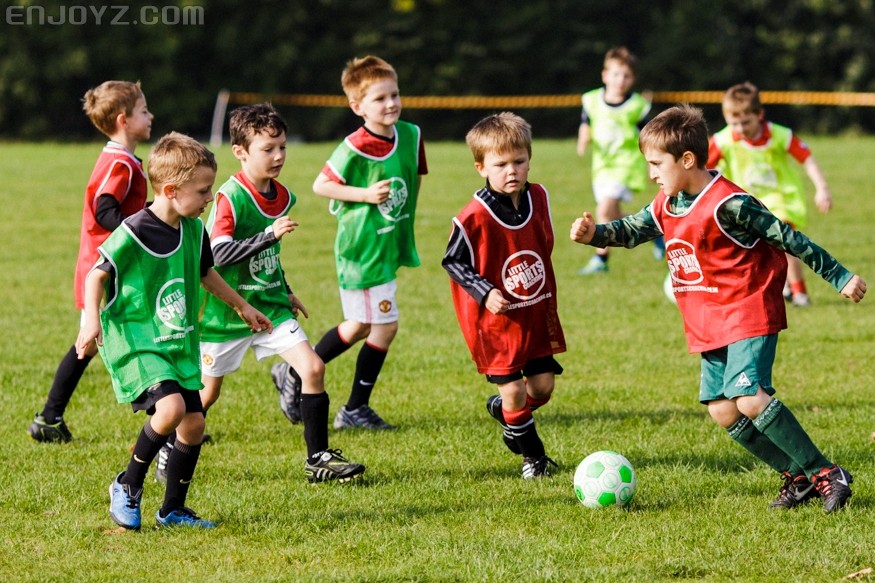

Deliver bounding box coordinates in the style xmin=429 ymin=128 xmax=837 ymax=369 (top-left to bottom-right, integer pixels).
xmin=109 ymin=472 xmax=142 ymax=530
xmin=156 ymin=507 xmax=217 ymax=528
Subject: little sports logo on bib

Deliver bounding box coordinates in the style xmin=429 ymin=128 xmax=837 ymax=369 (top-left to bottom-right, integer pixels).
xmin=502 ymin=250 xmax=546 ymax=300
xmin=249 ymin=247 xmax=281 ymax=286
xmin=156 ymin=278 xmax=191 ymax=332
xmin=665 ymin=239 xmax=703 ymax=285
xmin=377 ymin=177 xmax=409 ymax=222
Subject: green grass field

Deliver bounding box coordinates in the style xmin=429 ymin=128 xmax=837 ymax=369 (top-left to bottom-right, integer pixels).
xmin=1 ymin=136 xmax=873 ymax=582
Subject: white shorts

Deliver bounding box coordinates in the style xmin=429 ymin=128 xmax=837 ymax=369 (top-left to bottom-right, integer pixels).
xmin=200 ymin=318 xmax=309 ymax=377
xmin=593 ymin=180 xmax=634 ymax=204
xmin=339 ymin=280 xmax=399 ymax=324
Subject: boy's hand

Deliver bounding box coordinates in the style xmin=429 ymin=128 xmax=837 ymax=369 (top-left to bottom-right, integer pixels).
xmin=840 ymin=275 xmax=867 ymax=303
xmin=814 ymin=187 xmax=832 ymax=213
xmin=272 ymin=216 xmax=299 ymax=240
xmin=75 ymin=320 xmax=102 ymax=359
xmin=485 ymin=288 xmax=510 ymax=315
xmin=362 ymin=179 xmax=391 ymax=204
xmin=289 ymin=293 xmax=309 ymax=319
xmin=235 ymin=305 xmax=274 ymax=333
xmin=570 ymin=212 xmax=596 ymax=244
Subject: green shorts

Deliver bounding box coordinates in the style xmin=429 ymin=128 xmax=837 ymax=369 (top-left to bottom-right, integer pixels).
xmin=699 ymin=335 xmax=778 ymax=404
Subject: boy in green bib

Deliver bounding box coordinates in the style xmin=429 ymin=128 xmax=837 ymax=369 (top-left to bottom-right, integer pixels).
xmin=308 ymin=56 xmax=427 ymax=430
xmin=77 ymin=132 xmax=272 ymax=530
xmin=200 ymin=103 xmax=365 ymax=484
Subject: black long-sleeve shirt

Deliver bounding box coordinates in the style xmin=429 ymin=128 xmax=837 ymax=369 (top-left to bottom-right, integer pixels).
xmin=442 ymin=182 xmax=533 ymax=306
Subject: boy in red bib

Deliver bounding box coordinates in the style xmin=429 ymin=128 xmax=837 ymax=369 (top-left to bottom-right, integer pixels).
xmin=444 ymin=112 xmax=566 ymax=479
xmin=570 ymin=104 xmax=866 ymax=512
xmin=29 ymin=81 xmax=152 ymax=442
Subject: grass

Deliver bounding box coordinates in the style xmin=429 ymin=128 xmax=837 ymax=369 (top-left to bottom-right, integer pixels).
xmin=1 ymin=136 xmax=874 ymax=582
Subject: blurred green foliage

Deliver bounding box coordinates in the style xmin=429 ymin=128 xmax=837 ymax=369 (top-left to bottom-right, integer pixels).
xmin=1 ymin=0 xmax=873 ymax=141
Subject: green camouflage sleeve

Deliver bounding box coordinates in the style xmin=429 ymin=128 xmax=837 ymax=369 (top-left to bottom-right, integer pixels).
xmin=590 ymin=204 xmax=662 ymax=249
xmin=719 ymin=195 xmax=854 ymax=292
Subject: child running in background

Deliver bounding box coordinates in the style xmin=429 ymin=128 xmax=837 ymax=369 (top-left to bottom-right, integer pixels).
xmin=576 ymin=47 xmax=662 ymax=275
xmin=196 ymin=103 xmax=365 ymax=484
xmin=571 ymin=104 xmax=866 ymax=512
xmin=29 ymin=81 xmax=152 ymax=442
xmin=708 ymin=81 xmax=833 ymax=307
xmin=302 ymin=55 xmax=427 ymax=430
xmin=76 ymin=132 xmax=273 ymax=529
xmin=444 ymin=112 xmax=566 ymax=479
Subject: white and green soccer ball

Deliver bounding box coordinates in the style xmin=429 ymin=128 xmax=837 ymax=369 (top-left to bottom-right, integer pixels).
xmin=573 ymin=450 xmax=636 ymax=509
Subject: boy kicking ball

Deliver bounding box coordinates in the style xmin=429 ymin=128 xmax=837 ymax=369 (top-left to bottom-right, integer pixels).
xmin=571 ymin=104 xmax=865 ymax=512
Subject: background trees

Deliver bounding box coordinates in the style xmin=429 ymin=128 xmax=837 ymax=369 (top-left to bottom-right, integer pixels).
xmin=1 ymin=0 xmax=873 ymax=141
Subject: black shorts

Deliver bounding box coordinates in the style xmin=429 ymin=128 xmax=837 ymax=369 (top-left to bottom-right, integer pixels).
xmin=486 ymin=355 xmax=564 ymax=384
xmin=131 ymin=380 xmax=204 ymax=415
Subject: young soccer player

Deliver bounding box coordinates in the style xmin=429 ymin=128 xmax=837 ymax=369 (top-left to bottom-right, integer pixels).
xmin=708 ymin=81 xmax=833 ymax=307
xmin=570 ymin=104 xmax=866 ymax=512
xmin=29 ymin=81 xmax=152 ymax=442
xmin=76 ymin=132 xmax=273 ymax=529
xmin=576 ymin=47 xmax=663 ymax=275
xmin=197 ymin=103 xmax=365 ymax=484
xmin=443 ymin=112 xmax=566 ymax=479
xmin=305 ymin=55 xmax=427 ymax=430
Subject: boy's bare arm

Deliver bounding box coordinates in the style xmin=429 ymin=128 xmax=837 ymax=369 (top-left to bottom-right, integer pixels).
xmin=76 ymin=268 xmax=110 ymax=358
xmin=576 ymin=124 xmax=591 ymax=157
xmin=313 ymin=173 xmax=390 ymax=204
xmin=201 ymin=268 xmax=273 ymax=333
xmin=803 ymin=155 xmax=832 ymax=213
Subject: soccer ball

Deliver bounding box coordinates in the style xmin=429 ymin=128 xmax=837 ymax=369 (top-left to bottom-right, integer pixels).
xmin=573 ymin=450 xmax=636 ymax=509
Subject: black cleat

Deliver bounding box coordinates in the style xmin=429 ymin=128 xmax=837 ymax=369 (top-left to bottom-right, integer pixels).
xmin=486 ymin=395 xmax=521 ymax=455
xmin=814 ymin=465 xmax=853 ymax=513
xmin=305 ymin=449 xmax=365 ymax=483
xmin=522 ymin=455 xmax=558 ymax=479
xmin=271 ymin=362 xmax=302 ymax=424
xmin=154 ymin=441 xmax=173 ymax=484
xmin=769 ymin=472 xmax=818 ymax=510
xmin=28 ymin=413 xmax=73 ymax=443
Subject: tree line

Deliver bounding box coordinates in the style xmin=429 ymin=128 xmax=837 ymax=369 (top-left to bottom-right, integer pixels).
xmin=1 ymin=0 xmax=873 ymax=142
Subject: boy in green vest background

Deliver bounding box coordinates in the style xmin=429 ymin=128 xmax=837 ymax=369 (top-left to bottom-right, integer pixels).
xmin=76 ymin=132 xmax=272 ymax=529
xmin=708 ymin=81 xmax=833 ymax=307
xmin=576 ymin=46 xmax=663 ymax=275
xmin=303 ymin=55 xmax=427 ymax=430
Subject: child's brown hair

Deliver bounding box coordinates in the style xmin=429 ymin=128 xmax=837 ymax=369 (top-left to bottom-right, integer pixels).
xmin=82 ymin=80 xmax=144 ymax=137
xmin=465 ymin=112 xmax=532 ymax=164
xmin=229 ymin=102 xmax=287 ymax=150
xmin=604 ymin=46 xmax=638 ymax=74
xmin=639 ymin=104 xmax=709 ymax=168
xmin=722 ymin=81 xmax=763 ymax=116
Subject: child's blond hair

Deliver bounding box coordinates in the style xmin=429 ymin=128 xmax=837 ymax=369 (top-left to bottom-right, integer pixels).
xmin=341 ymin=55 xmax=398 ymax=102
xmin=147 ymin=132 xmax=216 ymax=194
xmin=82 ymin=80 xmax=144 ymax=137
xmin=722 ymin=81 xmax=763 ymax=116
xmin=639 ymin=104 xmax=709 ymax=168
xmin=604 ymin=46 xmax=638 ymax=74
xmin=465 ymin=112 xmax=532 ymax=164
